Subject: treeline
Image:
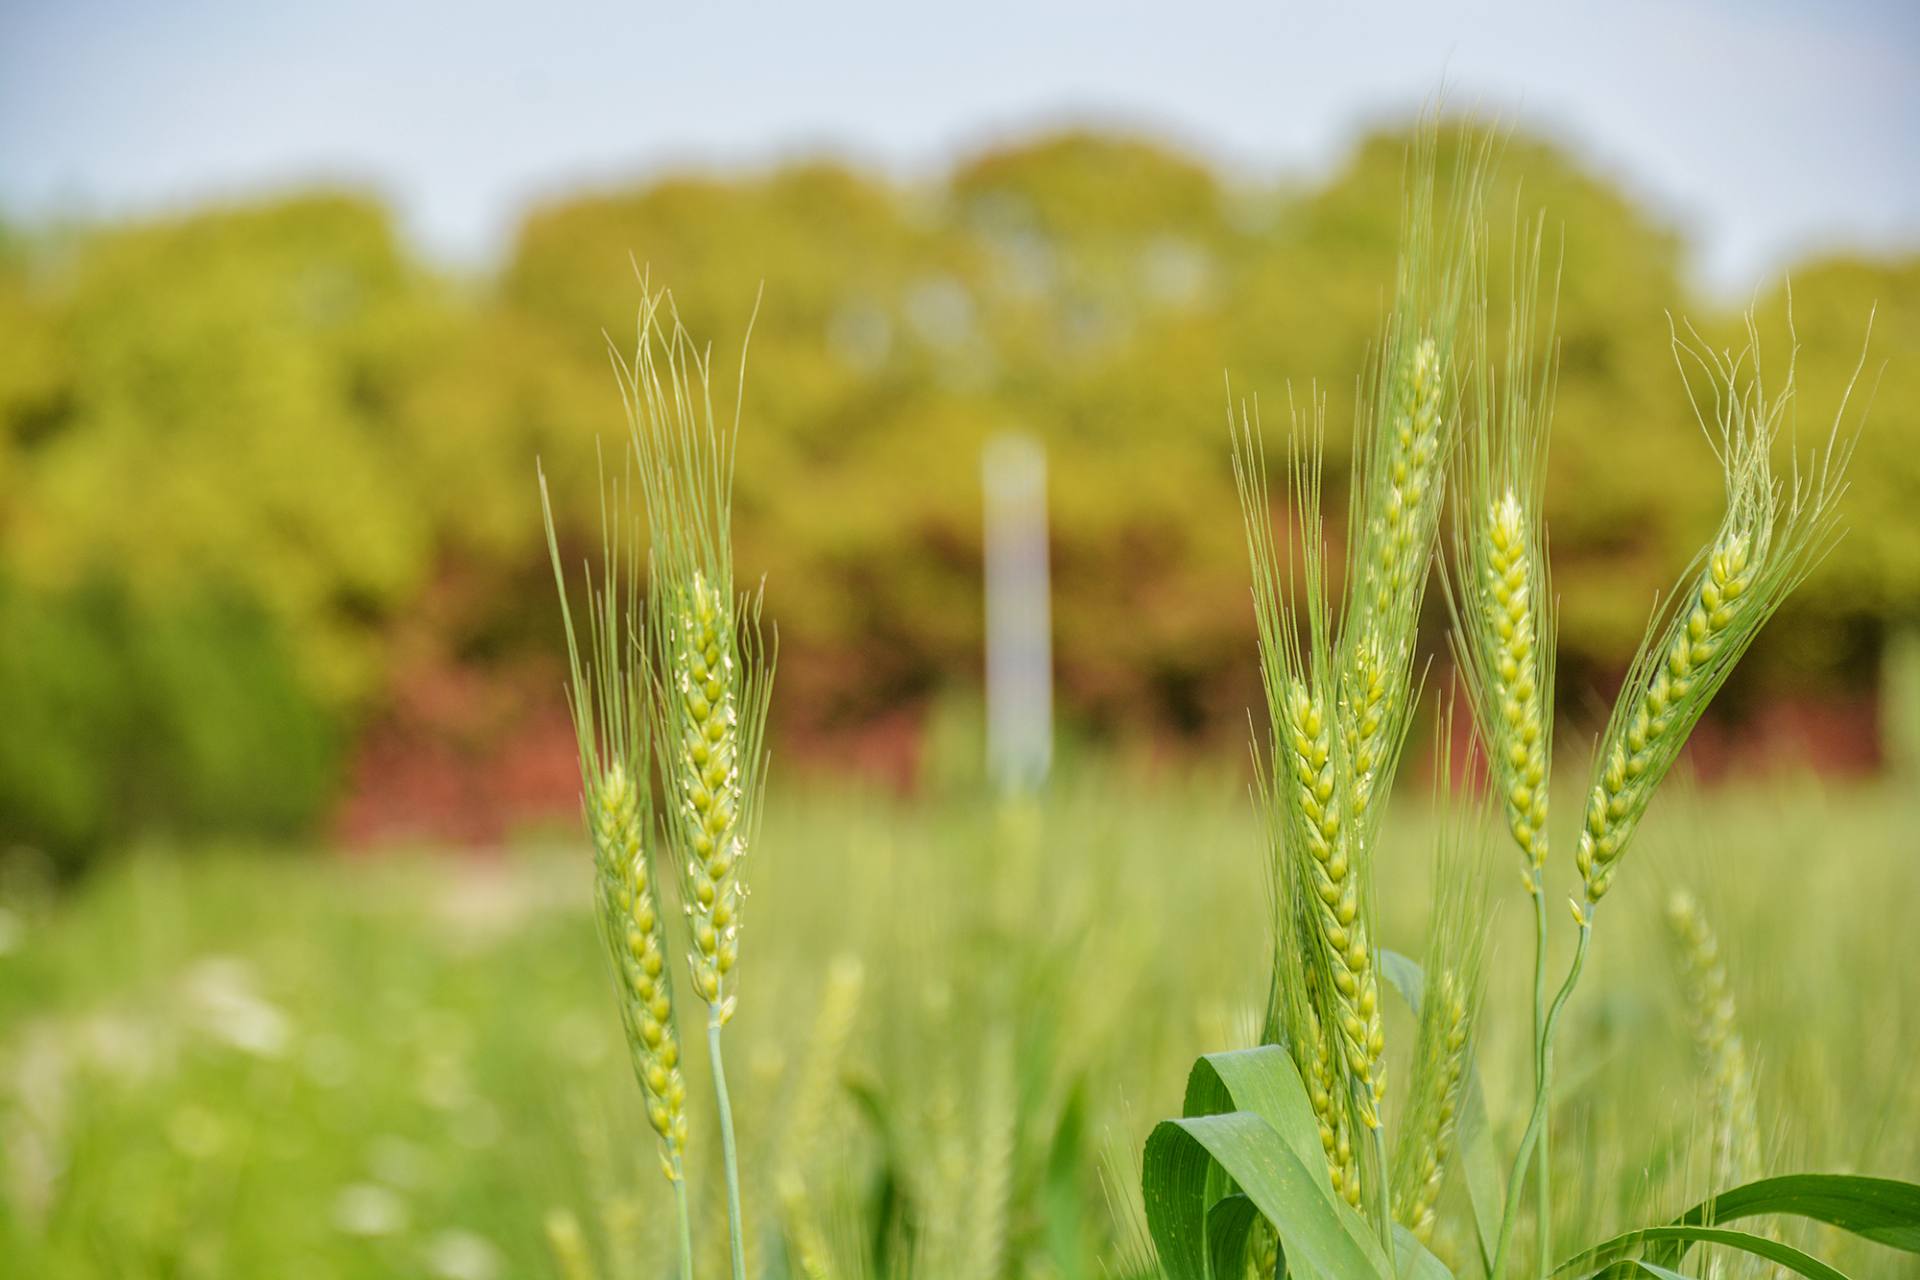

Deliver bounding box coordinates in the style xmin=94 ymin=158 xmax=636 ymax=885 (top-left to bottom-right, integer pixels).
xmin=1 ymin=124 xmax=1913 ymax=859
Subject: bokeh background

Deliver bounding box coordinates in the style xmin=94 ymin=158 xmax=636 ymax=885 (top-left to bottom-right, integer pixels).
xmin=2 ymin=1 xmax=1917 ymax=861
xmin=2 ymin=4 xmax=1917 ymax=1279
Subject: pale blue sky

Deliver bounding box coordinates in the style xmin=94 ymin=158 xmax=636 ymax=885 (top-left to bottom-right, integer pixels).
xmin=3 ymin=0 xmax=1915 ymax=294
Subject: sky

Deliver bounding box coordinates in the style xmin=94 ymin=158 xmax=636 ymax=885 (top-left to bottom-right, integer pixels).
xmin=2 ymin=0 xmax=1916 ymax=295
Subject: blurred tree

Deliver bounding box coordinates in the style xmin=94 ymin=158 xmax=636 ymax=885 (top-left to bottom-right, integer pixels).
xmin=2 ymin=194 xmax=441 ymax=705
xmin=1 ymin=125 xmax=1911 ymax=858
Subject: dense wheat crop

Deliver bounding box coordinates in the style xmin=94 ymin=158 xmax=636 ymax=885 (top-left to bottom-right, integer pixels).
xmin=1 ymin=759 xmax=1915 ymax=1278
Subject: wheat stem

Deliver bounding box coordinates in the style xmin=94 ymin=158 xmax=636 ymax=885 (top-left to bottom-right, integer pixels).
xmin=674 ymin=1180 xmax=695 ymax=1280
xmin=539 ymin=464 xmax=694 ymax=1220
xmin=1370 ymin=1123 xmax=1393 ymax=1256
xmin=1494 ymin=921 xmax=1590 ymax=1278
xmin=1530 ymin=886 xmax=1551 ymax=1275
xmin=709 ymin=1015 xmax=747 ymax=1280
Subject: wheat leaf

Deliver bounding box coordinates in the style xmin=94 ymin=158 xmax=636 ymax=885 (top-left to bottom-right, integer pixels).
xmin=1145 ymin=1111 xmax=1389 ymax=1280
xmin=1644 ymin=1173 xmax=1920 ymax=1263
xmin=1204 ymin=1193 xmax=1262 ymax=1280
xmin=1391 ymin=1223 xmax=1454 ymax=1279
xmin=1551 ymin=1224 xmax=1852 ymax=1280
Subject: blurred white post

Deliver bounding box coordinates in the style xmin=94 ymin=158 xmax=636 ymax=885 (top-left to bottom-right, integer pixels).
xmin=982 ymin=433 xmax=1054 ymax=794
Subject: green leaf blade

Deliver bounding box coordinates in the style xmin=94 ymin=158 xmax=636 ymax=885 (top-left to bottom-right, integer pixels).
xmin=1646 ymin=1173 xmax=1920 ymax=1262
xmin=1554 ymin=1224 xmax=1854 ymax=1280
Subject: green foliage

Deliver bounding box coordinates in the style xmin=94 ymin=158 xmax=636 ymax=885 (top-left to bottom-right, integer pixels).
xmin=1144 ymin=136 xmax=1914 ymax=1280
xmin=1 ymin=775 xmax=1917 ymax=1278
xmin=0 ymin=578 xmax=337 ymax=865
xmin=2 ymin=122 xmax=1915 ymax=861
xmin=1143 ymin=1045 xmax=1393 ymax=1279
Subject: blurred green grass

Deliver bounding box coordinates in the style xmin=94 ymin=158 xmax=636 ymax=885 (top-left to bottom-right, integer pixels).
xmin=2 ymin=765 xmax=1915 ymax=1278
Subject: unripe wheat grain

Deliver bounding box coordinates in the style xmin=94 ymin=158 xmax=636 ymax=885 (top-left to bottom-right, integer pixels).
xmin=1390 ymin=711 xmax=1488 ymax=1247
xmin=613 ymin=279 xmax=773 ymax=1280
xmin=1342 ymin=335 xmax=1447 ymax=820
xmin=1574 ymin=315 xmax=1855 ymax=912
xmin=1483 ymin=492 xmax=1550 ymax=873
xmin=669 ymin=569 xmax=747 ymax=1017
xmin=1445 ymin=207 xmax=1558 ymax=892
xmin=1284 ymin=679 xmax=1387 ymax=1128
xmin=540 ymin=463 xmax=690 ymax=1183
xmin=1304 ymin=998 xmax=1363 ymax=1206
xmin=1392 ymin=971 xmax=1469 ymax=1244
xmin=612 ymin=284 xmax=774 ymax=1025
xmin=592 ymin=757 xmax=691 ymax=1167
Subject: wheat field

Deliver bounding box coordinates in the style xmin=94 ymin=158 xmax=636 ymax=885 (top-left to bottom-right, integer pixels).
xmin=1 ymin=752 xmax=1914 ymax=1279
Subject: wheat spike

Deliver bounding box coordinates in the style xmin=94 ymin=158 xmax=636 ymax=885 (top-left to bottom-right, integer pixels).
xmin=1446 ymin=210 xmax=1559 ymax=890
xmin=1666 ymin=890 xmax=1762 ymax=1191
xmin=1576 ymin=312 xmax=1857 ymax=910
xmin=1390 ymin=707 xmax=1490 ymax=1244
xmin=1305 ymin=997 xmax=1364 ymax=1206
xmin=1338 ymin=126 xmax=1487 ymax=838
xmin=544 ymin=1208 xmax=603 ymax=1280
xmin=1393 ymin=971 xmax=1470 ymax=1243
xmin=1284 ymin=678 xmax=1387 ymax=1127
xmin=613 ymin=282 xmax=774 ymax=1023
xmin=1235 ymin=395 xmax=1388 ymax=1135
xmin=540 ymin=460 xmax=689 ymax=1180
xmin=773 ymin=957 xmax=866 ymax=1280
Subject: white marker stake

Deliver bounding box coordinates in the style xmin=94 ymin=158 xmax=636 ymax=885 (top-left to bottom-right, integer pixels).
xmin=982 ymin=433 xmax=1054 ymax=794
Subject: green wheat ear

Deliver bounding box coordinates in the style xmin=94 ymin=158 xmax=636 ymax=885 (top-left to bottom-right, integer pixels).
xmin=1338 ymin=123 xmax=1490 ymax=840
xmin=611 ymin=282 xmax=775 ymax=1025
xmin=1666 ymin=888 xmax=1763 ymax=1200
xmin=1390 ymin=702 xmax=1490 ymax=1245
xmin=539 ymin=456 xmax=689 ymax=1182
xmin=613 ymin=278 xmax=769 ymax=1280
xmin=1235 ymin=393 xmax=1385 ymax=1154
xmin=1574 ymin=310 xmax=1860 ymax=915
xmin=1445 ymin=209 xmax=1560 ymax=894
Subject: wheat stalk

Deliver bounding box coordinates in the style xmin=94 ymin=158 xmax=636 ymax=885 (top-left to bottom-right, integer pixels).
xmin=1394 ymin=971 xmax=1470 ymax=1244
xmin=1443 ymin=208 xmax=1562 ymax=1264
xmin=1235 ymin=396 xmax=1388 ymax=1129
xmin=1446 ymin=211 xmax=1559 ymax=891
xmin=1491 ymin=304 xmax=1863 ymax=1279
xmin=1235 ymin=130 xmax=1490 ymax=1246
xmin=1253 ymin=671 xmax=1361 ymax=1210
xmin=539 ymin=457 xmax=696 ymax=1277
xmin=1234 ymin=394 xmax=1395 ymax=1272
xmin=612 ymin=279 xmax=773 ymax=1280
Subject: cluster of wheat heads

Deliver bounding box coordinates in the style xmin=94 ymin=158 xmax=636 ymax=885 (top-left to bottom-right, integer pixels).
xmin=1141 ymin=127 xmax=1911 ymax=1280
xmin=1231 ymin=125 xmax=1487 ymax=1252
xmin=541 ymin=282 xmax=772 ymax=1280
